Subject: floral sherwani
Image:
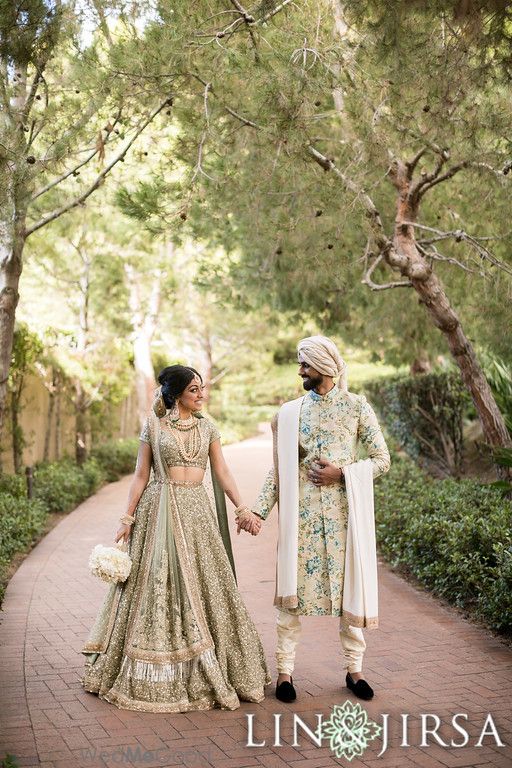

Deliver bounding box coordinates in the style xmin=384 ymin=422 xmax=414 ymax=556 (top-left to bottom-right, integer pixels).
xmin=253 ymin=385 xmax=390 ymax=617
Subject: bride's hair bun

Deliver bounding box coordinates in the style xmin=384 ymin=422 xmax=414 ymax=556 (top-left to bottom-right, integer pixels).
xmin=157 ymin=365 xmax=203 ymax=408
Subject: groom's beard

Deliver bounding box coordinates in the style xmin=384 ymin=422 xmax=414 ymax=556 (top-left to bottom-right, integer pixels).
xmin=301 ymin=374 xmax=323 ymax=391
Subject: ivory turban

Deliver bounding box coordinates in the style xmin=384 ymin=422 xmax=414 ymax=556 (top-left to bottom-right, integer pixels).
xmin=297 ymin=335 xmax=348 ymax=391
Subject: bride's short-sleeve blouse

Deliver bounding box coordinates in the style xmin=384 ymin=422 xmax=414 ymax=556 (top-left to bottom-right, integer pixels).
xmin=139 ymin=415 xmax=220 ymax=470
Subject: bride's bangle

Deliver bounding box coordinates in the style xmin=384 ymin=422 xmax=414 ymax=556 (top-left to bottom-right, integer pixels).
xmin=234 ymin=505 xmax=253 ymax=522
xmin=120 ymin=514 xmax=136 ymax=525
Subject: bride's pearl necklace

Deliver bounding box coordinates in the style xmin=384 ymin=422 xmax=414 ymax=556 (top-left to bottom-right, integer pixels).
xmin=165 ymin=414 xmax=202 ymax=461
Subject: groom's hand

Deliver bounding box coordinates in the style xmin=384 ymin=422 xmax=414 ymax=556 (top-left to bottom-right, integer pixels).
xmin=236 ymin=511 xmax=262 ymax=536
xmin=308 ymin=457 xmax=344 ymax=486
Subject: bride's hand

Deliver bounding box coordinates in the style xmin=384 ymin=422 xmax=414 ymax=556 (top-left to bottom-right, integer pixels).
xmin=114 ymin=524 xmax=132 ymax=544
xmin=236 ymin=512 xmax=262 ymax=536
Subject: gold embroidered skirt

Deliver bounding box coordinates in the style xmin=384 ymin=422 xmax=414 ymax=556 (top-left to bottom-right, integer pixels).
xmin=81 ymin=479 xmax=270 ymax=712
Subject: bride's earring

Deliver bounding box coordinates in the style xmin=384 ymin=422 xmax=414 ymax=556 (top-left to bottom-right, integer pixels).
xmin=168 ymin=399 xmax=180 ymax=421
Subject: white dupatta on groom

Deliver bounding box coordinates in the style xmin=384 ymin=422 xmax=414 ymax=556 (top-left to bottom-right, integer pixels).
xmin=273 ymin=396 xmax=379 ymax=628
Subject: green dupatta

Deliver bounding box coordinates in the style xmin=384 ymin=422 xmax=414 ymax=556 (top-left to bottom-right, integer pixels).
xmin=196 ymin=411 xmax=237 ymax=583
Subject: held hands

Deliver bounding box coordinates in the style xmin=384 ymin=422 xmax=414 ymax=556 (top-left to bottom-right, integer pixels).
xmin=235 ymin=508 xmax=262 ymax=536
xmin=307 ymin=457 xmax=344 ymax=487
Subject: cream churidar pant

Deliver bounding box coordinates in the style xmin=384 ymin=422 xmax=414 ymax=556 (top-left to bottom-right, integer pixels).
xmin=275 ymin=609 xmax=366 ymax=675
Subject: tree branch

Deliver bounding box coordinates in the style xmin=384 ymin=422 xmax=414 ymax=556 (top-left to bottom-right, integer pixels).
xmin=416 ymin=243 xmax=482 ymax=275
xmin=416 ymin=161 xmax=469 ymax=199
xmin=470 ymin=160 xmax=509 ymax=179
xmin=31 ymin=112 xmax=123 ymax=202
xmin=257 ymin=0 xmax=293 ymax=25
xmin=229 ymin=0 xmax=255 ymax=23
xmin=405 ymin=147 xmax=427 ymax=178
xmin=22 ymin=68 xmax=45 ymax=122
xmin=404 ymin=221 xmax=512 ymax=276
xmin=307 ymin=145 xmax=394 ymax=255
xmin=197 ymin=0 xmax=293 ymax=43
xmin=26 ymin=97 xmax=172 ymax=237
xmin=409 ymin=148 xmax=450 ymax=200
xmin=41 ymin=98 xmax=104 ymax=165
xmin=189 ymin=72 xmax=261 ymax=128
xmin=191 ymin=82 xmax=217 ymax=184
xmin=361 ymin=252 xmax=412 ymax=291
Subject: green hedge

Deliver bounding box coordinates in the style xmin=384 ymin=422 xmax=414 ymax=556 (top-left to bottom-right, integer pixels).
xmin=32 ymin=458 xmax=106 ymax=513
xmin=0 ymin=493 xmax=47 ymax=576
xmin=375 ymin=457 xmax=512 ymax=635
xmin=365 ymin=370 xmax=470 ymax=477
xmin=0 ymin=438 xmax=139 ymax=607
xmin=90 ymin=438 xmax=139 ymax=482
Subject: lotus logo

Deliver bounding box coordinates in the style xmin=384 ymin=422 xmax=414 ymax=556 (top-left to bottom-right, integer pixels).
xmin=320 ymin=701 xmax=381 ymax=760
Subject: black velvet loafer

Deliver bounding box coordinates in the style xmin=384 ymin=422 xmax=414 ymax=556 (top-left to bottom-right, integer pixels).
xmin=346 ymin=672 xmax=374 ymax=700
xmin=276 ymin=676 xmax=297 ymax=703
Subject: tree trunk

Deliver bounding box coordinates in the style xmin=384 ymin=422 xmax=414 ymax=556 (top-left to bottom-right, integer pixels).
xmin=133 ymin=332 xmax=157 ymax=427
xmin=75 ymin=381 xmax=88 ymax=466
xmin=125 ymin=264 xmax=161 ymax=428
xmin=11 ymin=385 xmax=23 ymax=474
xmin=0 ymin=54 xmax=29 ymax=440
xmin=55 ymin=390 xmax=62 ymax=460
xmin=331 ymin=0 xmax=348 ymax=113
xmin=389 ymin=161 xmax=512 ymax=459
xmin=199 ymin=331 xmax=213 ymax=404
xmin=44 ymin=389 xmax=56 ymax=462
xmin=411 ymin=271 xmax=511 ymax=449
xmin=0 ymin=217 xmax=25 ymax=441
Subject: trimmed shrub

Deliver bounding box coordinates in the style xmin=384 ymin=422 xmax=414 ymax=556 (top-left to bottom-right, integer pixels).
xmin=0 ymin=473 xmax=26 ymax=497
xmin=0 ymin=493 xmax=48 ymax=605
xmin=375 ymin=457 xmax=512 ymax=635
xmin=0 ymin=493 xmax=47 ymax=562
xmin=33 ymin=458 xmax=106 ymax=513
xmin=90 ymin=438 xmax=139 ymax=482
xmin=0 ymin=438 xmax=139 ymax=608
xmin=365 ymin=371 xmax=470 ymax=477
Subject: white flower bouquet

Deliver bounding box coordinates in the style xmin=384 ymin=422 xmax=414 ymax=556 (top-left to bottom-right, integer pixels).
xmin=88 ymin=542 xmax=132 ymax=584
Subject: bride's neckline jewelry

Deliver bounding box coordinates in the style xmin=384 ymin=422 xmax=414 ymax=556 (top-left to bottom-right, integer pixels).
xmin=169 ymin=420 xmax=202 ymax=461
xmin=165 ymin=413 xmax=196 ymax=430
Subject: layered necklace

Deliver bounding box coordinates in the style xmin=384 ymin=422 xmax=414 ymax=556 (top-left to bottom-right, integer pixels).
xmin=165 ymin=413 xmax=203 ymax=462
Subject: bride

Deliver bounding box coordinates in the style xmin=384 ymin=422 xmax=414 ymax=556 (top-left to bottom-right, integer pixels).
xmin=81 ymin=364 xmax=269 ymax=712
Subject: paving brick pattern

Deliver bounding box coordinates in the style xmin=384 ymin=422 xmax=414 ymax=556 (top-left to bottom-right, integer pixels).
xmin=1 ymin=427 xmax=510 ymax=767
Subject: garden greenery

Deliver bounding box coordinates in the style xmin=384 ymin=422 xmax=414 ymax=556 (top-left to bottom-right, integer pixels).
xmin=375 ymin=456 xmax=512 ymax=636
xmin=365 ymin=371 xmax=470 ymax=477
xmin=0 ymin=439 xmax=139 ymax=606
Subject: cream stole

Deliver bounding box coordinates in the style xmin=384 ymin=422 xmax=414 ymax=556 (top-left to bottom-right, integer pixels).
xmin=342 ymin=459 xmax=379 ymax=628
xmin=275 ymin=396 xmax=304 ymax=609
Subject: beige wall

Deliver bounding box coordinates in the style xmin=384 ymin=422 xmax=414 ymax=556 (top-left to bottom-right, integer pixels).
xmin=1 ymin=373 xmax=140 ymax=474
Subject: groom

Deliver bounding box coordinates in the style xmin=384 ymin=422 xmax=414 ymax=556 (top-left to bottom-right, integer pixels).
xmin=240 ymin=335 xmax=390 ymax=702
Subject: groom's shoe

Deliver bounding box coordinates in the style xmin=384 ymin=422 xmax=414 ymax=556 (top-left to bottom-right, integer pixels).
xmin=346 ymin=672 xmax=374 ymax=701
xmin=276 ymin=676 xmax=296 ymax=703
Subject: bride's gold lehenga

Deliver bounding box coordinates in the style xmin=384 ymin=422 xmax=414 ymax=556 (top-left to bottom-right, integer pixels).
xmin=80 ymin=410 xmax=270 ymax=712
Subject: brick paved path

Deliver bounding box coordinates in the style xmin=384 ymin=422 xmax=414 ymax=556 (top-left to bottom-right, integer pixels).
xmin=1 ymin=427 xmax=511 ymax=768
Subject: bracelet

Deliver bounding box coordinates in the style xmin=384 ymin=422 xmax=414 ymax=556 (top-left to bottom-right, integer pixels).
xmin=120 ymin=514 xmax=136 ymax=525
xmin=234 ymin=505 xmax=253 ymax=522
